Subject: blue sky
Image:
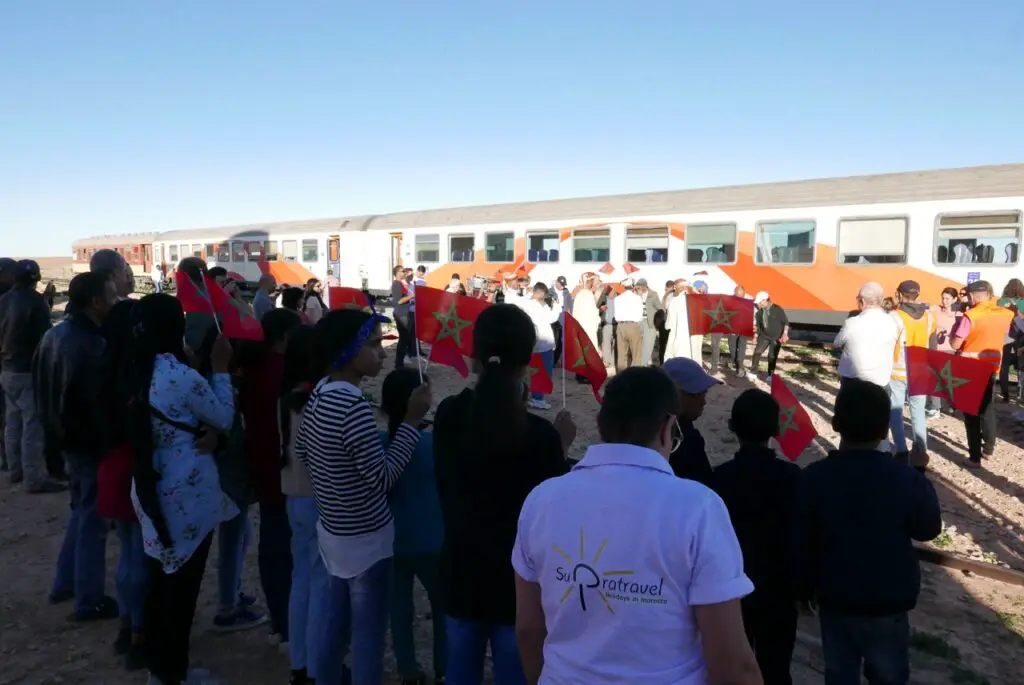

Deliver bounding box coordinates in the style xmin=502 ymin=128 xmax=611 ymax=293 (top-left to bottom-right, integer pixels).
xmin=2 ymin=1 xmax=1022 ymax=256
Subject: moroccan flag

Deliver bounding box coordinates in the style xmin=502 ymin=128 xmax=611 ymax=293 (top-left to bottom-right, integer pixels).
xmin=622 ymin=262 xmax=639 ymax=275
xmin=770 ymin=375 xmax=817 ymax=461
xmin=176 ymin=272 xmax=263 ymax=341
xmin=528 ymin=353 xmax=553 ymax=394
xmin=427 ymin=338 xmax=470 ymax=378
xmin=329 ymin=286 xmax=370 ymax=310
xmin=687 ymin=294 xmax=755 ymax=336
xmin=562 ymin=312 xmax=606 ymax=403
xmin=906 ymin=347 xmax=994 ymax=415
xmin=598 ymin=263 xmax=615 ymax=275
xmin=414 ymin=286 xmax=490 ymax=357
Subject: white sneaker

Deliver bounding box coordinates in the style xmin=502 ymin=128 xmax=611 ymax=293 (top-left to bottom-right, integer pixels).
xmin=528 ymin=398 xmax=552 ymax=410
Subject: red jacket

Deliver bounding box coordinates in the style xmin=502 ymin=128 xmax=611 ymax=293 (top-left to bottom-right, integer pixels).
xmin=97 ymin=440 xmax=137 ymax=522
xmin=240 ymin=352 xmax=286 ymax=506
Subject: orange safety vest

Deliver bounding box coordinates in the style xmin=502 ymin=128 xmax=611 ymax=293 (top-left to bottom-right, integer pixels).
xmin=891 ymin=308 xmax=936 ymax=382
xmin=960 ymin=300 xmax=1015 ymax=373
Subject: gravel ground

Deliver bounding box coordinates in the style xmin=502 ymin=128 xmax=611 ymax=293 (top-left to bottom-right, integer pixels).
xmin=1 ymin=336 xmax=1022 ymax=685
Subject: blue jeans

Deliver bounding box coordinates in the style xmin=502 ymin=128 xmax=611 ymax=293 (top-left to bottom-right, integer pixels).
xmin=317 ymin=556 xmax=392 ymax=685
xmin=115 ymin=521 xmax=150 ymax=630
xmin=445 ymin=617 xmax=525 ymax=685
xmin=218 ymin=507 xmax=252 ymax=612
xmin=287 ymin=497 xmax=329 ymax=675
xmin=888 ymin=380 xmax=927 ymax=455
xmin=52 ymin=457 xmax=109 ymax=616
xmin=819 ymin=609 xmax=910 ymax=685
xmin=1 ymin=370 xmax=46 ymax=489
xmin=531 ymin=349 xmax=555 ymax=401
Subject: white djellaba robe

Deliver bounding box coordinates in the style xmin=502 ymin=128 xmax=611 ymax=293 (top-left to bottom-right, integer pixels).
xmin=664 ymin=292 xmax=695 ymax=360
xmin=571 ymin=288 xmax=601 ymax=353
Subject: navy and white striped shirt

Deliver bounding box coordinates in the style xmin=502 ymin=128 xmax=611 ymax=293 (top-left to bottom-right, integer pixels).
xmin=295 ymin=379 xmax=420 ymax=538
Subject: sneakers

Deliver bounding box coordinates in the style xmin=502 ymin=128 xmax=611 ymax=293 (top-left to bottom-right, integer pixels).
xmin=528 ymin=398 xmax=552 ymax=410
xmin=71 ymin=596 xmax=119 ymax=622
xmin=27 ymin=479 xmax=67 ymax=494
xmin=925 ymin=409 xmax=939 ymax=420
xmin=212 ymin=607 xmax=267 ymax=632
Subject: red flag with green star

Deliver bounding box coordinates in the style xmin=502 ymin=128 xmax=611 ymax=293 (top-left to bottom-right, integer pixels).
xmin=528 ymin=353 xmax=553 ymax=394
xmin=329 ymin=286 xmax=370 ymax=310
xmin=686 ymin=294 xmax=755 ymax=336
xmin=906 ymin=347 xmax=993 ymax=415
xmin=427 ymin=337 xmax=470 ymax=378
xmin=414 ymin=286 xmax=490 ymax=357
xmin=769 ymin=375 xmax=816 ymax=461
xmin=176 ymin=272 xmax=263 ymax=341
xmin=562 ymin=312 xmax=607 ymax=403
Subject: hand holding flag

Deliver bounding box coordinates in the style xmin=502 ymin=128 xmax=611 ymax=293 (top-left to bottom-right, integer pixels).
xmin=906 ymin=347 xmax=993 ymax=415
xmin=770 ymin=375 xmax=817 ymax=461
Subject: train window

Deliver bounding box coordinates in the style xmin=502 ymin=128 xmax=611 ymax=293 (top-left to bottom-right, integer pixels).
xmin=685 ymin=223 xmax=737 ymax=264
xmin=573 ymin=228 xmax=611 ymax=263
xmin=264 ymin=241 xmax=278 ymax=262
xmin=934 ymin=211 xmax=1021 ymax=265
xmin=625 ymin=225 xmax=669 ymax=264
xmin=485 ymin=232 xmax=514 ymax=263
xmin=216 ymin=242 xmax=230 ymax=262
xmin=527 ymin=232 xmax=560 ymax=263
xmin=837 ymin=217 xmax=907 ymax=264
xmin=415 ymin=234 xmax=440 ymax=263
xmin=246 ymin=242 xmax=264 ymax=261
xmin=205 ymin=244 xmax=215 ymax=260
xmin=231 ymin=242 xmax=246 ymax=262
xmin=282 ymin=240 xmax=298 ymax=262
xmin=450 ymin=235 xmax=475 ymax=263
xmin=191 ymin=244 xmax=203 ymax=258
xmin=168 ymin=245 xmax=179 ymax=263
xmin=755 ymin=220 xmax=816 ymax=265
xmin=301 ymin=239 xmax=319 ymax=262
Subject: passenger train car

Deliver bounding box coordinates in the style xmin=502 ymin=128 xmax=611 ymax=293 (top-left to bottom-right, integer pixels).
xmin=71 ymin=164 xmax=1024 ymax=330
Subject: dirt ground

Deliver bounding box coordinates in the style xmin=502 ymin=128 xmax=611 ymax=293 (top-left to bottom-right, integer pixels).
xmin=1 ymin=338 xmax=1022 ymax=685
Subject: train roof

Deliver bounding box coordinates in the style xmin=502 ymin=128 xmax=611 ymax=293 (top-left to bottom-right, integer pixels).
xmin=368 ymin=163 xmax=1024 ymax=230
xmin=153 ymin=215 xmax=376 ymax=242
xmin=72 ymin=232 xmax=161 ymax=248
xmin=72 ymin=163 xmax=1024 ymax=246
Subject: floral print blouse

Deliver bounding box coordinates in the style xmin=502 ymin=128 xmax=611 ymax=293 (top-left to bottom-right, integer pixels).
xmin=131 ymin=353 xmax=238 ymax=573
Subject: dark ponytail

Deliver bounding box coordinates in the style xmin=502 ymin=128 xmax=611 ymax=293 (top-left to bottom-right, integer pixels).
xmin=279 ymin=325 xmax=318 ymax=466
xmin=468 ymin=304 xmax=536 ymax=454
xmin=130 ymin=294 xmax=187 ymax=550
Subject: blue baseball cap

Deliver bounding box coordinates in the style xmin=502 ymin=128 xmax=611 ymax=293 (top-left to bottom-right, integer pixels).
xmin=662 ymin=357 xmax=722 ymax=395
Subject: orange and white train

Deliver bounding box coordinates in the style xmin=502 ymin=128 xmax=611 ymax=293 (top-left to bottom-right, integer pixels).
xmin=72 ymin=163 xmax=1024 ymax=330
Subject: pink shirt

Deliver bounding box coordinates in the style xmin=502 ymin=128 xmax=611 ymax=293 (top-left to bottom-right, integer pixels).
xmin=933 ymin=306 xmax=959 ymax=352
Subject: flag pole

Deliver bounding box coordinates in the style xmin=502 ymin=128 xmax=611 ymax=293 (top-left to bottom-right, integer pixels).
xmin=412 ymin=282 xmax=423 ymax=383
xmin=561 ymin=312 xmax=567 ymax=410
xmin=198 ymin=277 xmax=222 ymax=334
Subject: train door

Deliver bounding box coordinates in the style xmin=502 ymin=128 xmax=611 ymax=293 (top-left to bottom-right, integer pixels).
xmin=390 ymin=232 xmax=403 ymax=273
xmin=327 ymin=236 xmax=341 ymax=286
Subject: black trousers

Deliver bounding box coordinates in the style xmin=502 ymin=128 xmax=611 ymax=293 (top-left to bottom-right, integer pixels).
xmin=999 ymin=343 xmax=1019 ymax=399
xmin=145 ymin=534 xmax=213 ymax=685
xmin=728 ymin=334 xmax=749 ymax=371
xmin=552 ymin=322 xmax=563 ymax=366
xmin=394 ymin=314 xmax=412 ymax=368
xmin=258 ymin=502 xmax=292 ymax=637
xmin=964 ymin=375 xmax=997 ymax=463
xmin=751 ymin=336 xmax=782 ymax=377
xmin=742 ymin=594 xmax=797 ymax=685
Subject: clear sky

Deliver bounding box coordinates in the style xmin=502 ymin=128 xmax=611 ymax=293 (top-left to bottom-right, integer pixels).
xmin=2 ymin=0 xmax=1022 ymax=256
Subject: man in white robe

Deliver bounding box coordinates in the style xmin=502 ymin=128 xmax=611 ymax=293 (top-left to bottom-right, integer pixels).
xmin=664 ymin=280 xmax=694 ymax=361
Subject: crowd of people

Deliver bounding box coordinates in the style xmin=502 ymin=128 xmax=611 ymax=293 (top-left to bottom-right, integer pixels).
xmin=0 ymin=249 xmax=1020 ymax=685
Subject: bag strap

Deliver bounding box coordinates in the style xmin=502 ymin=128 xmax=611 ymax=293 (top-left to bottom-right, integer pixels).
xmin=149 ymin=405 xmax=204 ymax=436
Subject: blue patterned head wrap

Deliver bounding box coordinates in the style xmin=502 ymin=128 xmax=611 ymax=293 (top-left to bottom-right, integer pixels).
xmin=331 ymin=300 xmax=391 ymax=370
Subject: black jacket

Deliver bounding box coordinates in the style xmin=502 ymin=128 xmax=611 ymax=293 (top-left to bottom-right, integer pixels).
xmin=669 ymin=419 xmax=714 ymax=487
xmin=755 ymin=303 xmax=789 ymax=341
xmin=0 ymin=285 xmax=52 ymax=373
xmin=712 ymin=445 xmax=801 ymax=599
xmin=791 ymin=449 xmax=942 ymax=616
xmin=32 ymin=312 xmax=109 ymax=459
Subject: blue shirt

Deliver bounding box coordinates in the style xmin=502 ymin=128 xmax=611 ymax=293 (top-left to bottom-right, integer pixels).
xmin=252 ymin=290 xmax=273 ymax=320
xmin=382 ymin=429 xmax=443 ymax=557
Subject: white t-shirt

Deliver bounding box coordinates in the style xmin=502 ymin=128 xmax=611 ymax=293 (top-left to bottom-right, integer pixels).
xmin=834 ymin=307 xmax=900 ymax=386
xmin=512 ymin=444 xmax=753 ymax=685
xmin=518 ymin=297 xmax=560 ymax=353
xmin=613 ymin=291 xmax=644 ymax=323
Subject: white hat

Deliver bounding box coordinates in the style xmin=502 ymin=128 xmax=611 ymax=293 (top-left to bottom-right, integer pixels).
xmin=754 ymin=291 xmax=770 ymax=304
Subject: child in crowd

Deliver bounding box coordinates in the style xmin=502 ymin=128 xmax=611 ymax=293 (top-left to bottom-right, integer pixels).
xmin=792 ymin=378 xmax=942 ymax=684
xmin=296 ymin=309 xmax=431 ymax=685
xmin=380 ymin=368 xmax=446 ymax=685
xmin=712 ymin=389 xmax=801 ymax=685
